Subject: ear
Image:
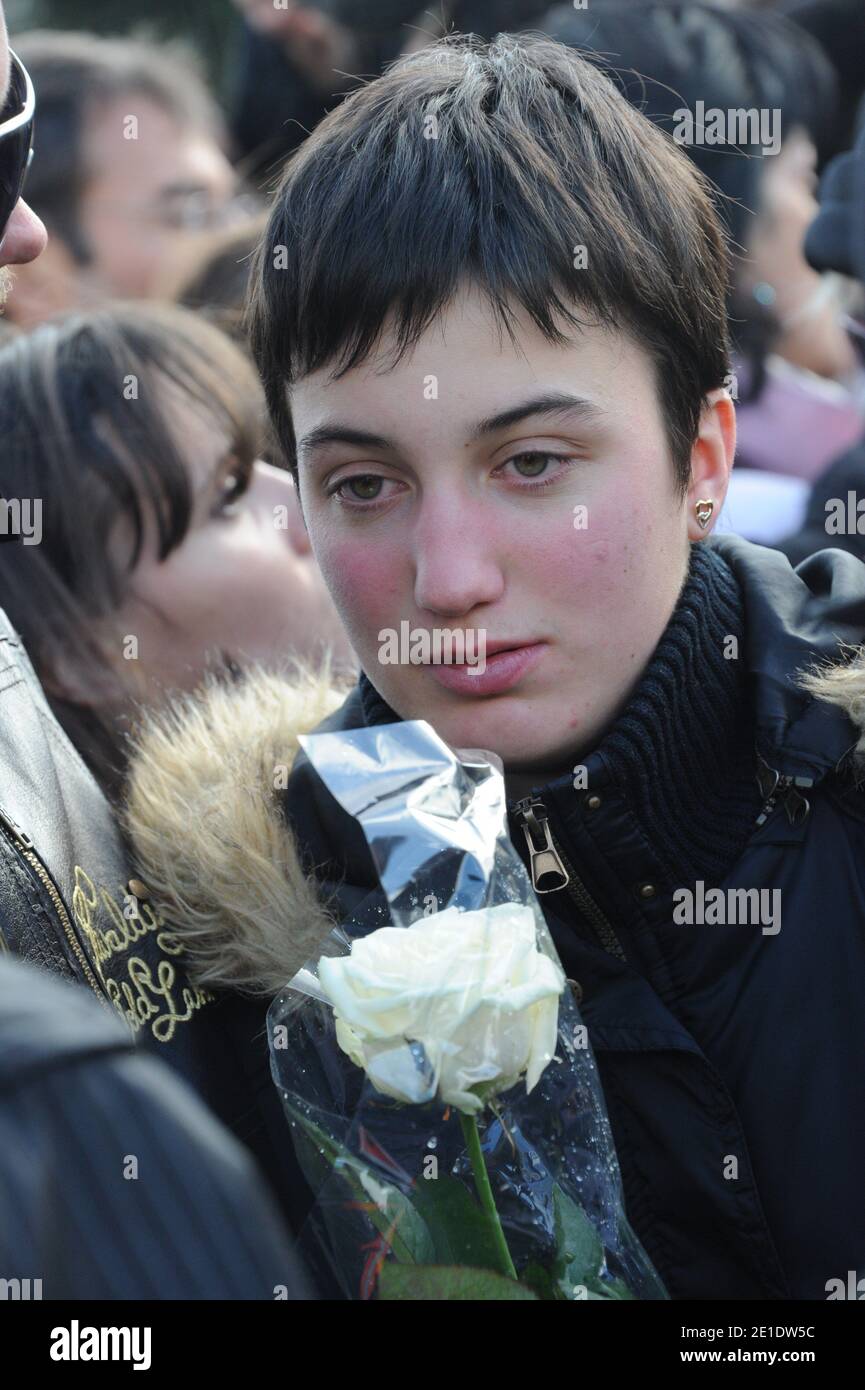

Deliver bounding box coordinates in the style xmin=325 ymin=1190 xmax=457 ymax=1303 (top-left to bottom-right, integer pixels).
xmin=2 ymin=235 xmax=86 ymax=329
xmin=38 ymin=648 xmax=124 ymax=712
xmin=686 ymin=387 xmax=736 ymax=541
xmin=38 ymin=612 xmax=141 ymax=713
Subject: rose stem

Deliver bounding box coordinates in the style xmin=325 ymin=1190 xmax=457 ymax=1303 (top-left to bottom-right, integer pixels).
xmin=458 ymin=1111 xmax=518 ymax=1280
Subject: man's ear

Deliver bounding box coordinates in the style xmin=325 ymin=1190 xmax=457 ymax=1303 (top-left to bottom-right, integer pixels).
xmin=2 ymin=235 xmax=85 ymax=329
xmin=686 ymin=387 xmax=736 ymax=541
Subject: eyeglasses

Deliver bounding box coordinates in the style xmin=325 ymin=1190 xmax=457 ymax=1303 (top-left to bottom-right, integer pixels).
xmin=0 ymin=50 xmax=35 ymax=249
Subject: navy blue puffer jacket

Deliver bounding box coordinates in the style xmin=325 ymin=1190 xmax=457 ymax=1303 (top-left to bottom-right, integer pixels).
xmin=278 ymin=536 xmax=865 ymax=1300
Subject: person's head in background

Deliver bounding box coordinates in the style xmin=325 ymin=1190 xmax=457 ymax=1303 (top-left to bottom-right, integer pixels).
xmin=774 ymin=119 xmax=865 ymax=566
xmin=0 ymin=6 xmax=46 ymax=306
xmin=543 ymin=0 xmax=855 ymax=393
xmin=248 ymin=33 xmax=736 ymax=773
xmin=0 ymin=302 xmax=355 ymax=792
xmin=163 ymin=212 xmax=269 ymax=349
xmin=160 ymin=212 xmax=283 ymax=463
xmin=2 ymin=30 xmax=243 ymax=329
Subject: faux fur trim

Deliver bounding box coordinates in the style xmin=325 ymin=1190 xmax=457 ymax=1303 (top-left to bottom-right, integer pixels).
xmin=798 ymin=646 xmax=865 ymax=768
xmin=122 ymin=664 xmax=352 ymax=997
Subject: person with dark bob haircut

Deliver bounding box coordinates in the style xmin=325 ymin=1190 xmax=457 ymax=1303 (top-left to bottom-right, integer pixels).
xmin=0 ymin=302 xmax=354 ymax=795
xmin=125 ymin=33 xmax=865 ymax=1300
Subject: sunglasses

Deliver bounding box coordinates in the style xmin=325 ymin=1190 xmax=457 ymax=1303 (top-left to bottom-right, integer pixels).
xmin=0 ymin=49 xmax=35 ymax=249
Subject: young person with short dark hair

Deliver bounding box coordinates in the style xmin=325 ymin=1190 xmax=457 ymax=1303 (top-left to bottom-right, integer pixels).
xmin=130 ymin=33 xmax=865 ymax=1299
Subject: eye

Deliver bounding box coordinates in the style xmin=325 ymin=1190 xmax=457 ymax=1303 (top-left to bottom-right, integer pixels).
xmin=498 ymin=451 xmax=580 ymax=486
xmin=326 ymin=473 xmax=405 ymax=509
xmin=342 ymin=475 xmax=384 ymax=501
xmin=511 ymin=453 xmax=549 ymax=478
xmin=212 ymin=459 xmax=252 ymax=517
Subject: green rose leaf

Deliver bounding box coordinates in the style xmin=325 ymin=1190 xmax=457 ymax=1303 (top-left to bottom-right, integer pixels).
xmin=551 ymin=1188 xmax=637 ymax=1300
xmin=378 ymin=1264 xmax=539 ymax=1301
xmin=520 ymin=1260 xmax=562 ymax=1300
xmin=553 ymin=1185 xmax=605 ymax=1293
xmin=411 ymin=1174 xmax=512 ymax=1273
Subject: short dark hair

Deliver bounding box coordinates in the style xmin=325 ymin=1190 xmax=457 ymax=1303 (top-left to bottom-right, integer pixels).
xmin=248 ymin=32 xmax=731 ymax=496
xmin=13 ymin=30 xmax=226 ymax=263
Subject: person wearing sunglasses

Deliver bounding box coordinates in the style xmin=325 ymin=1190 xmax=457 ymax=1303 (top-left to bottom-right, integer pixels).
xmin=0 ymin=21 xmax=45 ymax=292
xmin=2 ymin=29 xmax=242 ymax=330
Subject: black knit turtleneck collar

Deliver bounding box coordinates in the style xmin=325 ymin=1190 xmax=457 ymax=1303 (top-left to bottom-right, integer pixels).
xmin=589 ymin=540 xmax=762 ymax=885
xmin=357 ymin=542 xmax=762 ymax=888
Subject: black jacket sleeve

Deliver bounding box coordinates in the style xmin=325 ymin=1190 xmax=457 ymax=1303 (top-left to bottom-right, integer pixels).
xmin=0 ymin=957 xmax=313 ymax=1300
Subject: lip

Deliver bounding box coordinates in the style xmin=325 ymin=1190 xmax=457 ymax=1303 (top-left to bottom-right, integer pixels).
xmin=425 ymin=641 xmax=547 ymax=697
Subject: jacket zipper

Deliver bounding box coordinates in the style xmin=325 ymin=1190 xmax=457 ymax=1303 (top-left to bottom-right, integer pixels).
xmin=512 ymin=796 xmax=627 ymax=962
xmin=755 ymin=755 xmax=813 ymax=828
xmin=0 ymin=807 xmax=109 ymax=1002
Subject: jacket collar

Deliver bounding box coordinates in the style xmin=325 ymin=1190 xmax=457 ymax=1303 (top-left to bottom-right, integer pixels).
xmin=709 ymin=533 xmax=865 ymax=780
xmin=357 ymin=535 xmax=865 ymax=786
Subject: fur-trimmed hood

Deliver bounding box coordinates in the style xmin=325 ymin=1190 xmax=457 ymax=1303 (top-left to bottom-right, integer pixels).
xmin=123 ymin=666 xmax=352 ymax=998
xmin=123 ymin=539 xmax=865 ymax=1001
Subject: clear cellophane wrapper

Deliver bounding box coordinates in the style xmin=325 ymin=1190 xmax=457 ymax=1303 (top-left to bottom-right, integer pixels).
xmin=268 ymin=719 xmax=667 ymax=1301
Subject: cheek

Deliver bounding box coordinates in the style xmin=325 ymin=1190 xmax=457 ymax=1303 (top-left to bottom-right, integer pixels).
xmin=314 ymin=532 xmax=403 ymax=635
xmin=131 ymin=522 xmax=249 ymax=616
xmin=126 ymin=551 xmax=206 ymax=634
xmin=522 ymin=475 xmax=663 ymax=597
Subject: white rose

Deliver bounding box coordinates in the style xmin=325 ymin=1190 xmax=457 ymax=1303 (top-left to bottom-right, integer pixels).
xmin=318 ymin=903 xmax=565 ymax=1115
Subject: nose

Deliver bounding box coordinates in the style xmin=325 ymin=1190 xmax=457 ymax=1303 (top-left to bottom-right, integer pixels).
xmin=413 ymin=496 xmax=504 ymax=618
xmin=257 ymin=461 xmax=313 ymax=556
xmin=0 ymin=198 xmax=47 ymax=267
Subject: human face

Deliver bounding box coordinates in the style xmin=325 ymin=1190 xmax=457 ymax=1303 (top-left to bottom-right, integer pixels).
xmin=744 ymin=128 xmax=856 ymax=379
xmin=0 ymin=12 xmax=46 ymax=301
xmin=76 ymin=95 xmax=238 ymax=300
xmin=110 ymin=399 xmax=356 ymax=699
xmin=746 ymin=129 xmax=821 ymax=323
xmin=289 ymin=284 xmax=733 ymax=771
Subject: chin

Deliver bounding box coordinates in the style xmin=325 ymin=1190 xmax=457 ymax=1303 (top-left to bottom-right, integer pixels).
xmin=418 ymin=701 xmax=566 ymax=771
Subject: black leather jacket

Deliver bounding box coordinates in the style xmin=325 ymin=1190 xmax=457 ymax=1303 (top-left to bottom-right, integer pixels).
xmin=0 ymin=609 xmax=312 ymax=1236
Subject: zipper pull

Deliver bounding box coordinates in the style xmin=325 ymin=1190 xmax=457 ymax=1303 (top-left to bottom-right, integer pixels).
xmin=513 ymin=797 xmax=570 ymax=893
xmin=781 ymin=782 xmax=811 ymax=825
xmin=0 ymin=805 xmax=34 ymax=850
xmin=755 ymin=757 xmax=813 ymax=827
xmin=755 ymin=764 xmax=780 ymax=828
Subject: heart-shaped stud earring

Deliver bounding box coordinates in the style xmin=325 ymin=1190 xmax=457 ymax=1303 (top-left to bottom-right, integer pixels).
xmin=695 ymin=498 xmax=714 ymax=530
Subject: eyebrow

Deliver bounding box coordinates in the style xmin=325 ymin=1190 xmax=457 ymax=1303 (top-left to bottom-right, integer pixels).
xmin=296 ymin=391 xmax=605 ymax=463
